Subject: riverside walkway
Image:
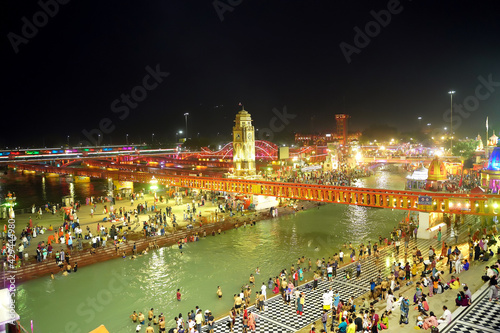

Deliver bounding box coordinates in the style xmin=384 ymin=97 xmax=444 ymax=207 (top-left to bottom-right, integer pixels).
xmin=440 ymin=281 xmax=500 ymax=333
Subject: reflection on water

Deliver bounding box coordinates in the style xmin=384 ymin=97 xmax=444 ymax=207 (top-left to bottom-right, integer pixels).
xmin=0 ymin=170 xmax=108 ymax=208
xmin=354 ymin=166 xmax=408 ymax=190
xmin=345 ymin=205 xmax=369 ymax=240
xmin=12 ymin=167 xmax=412 ymax=332
xmin=69 ymin=182 xmax=74 ymax=199
xmin=18 ymin=202 xmax=405 ymax=333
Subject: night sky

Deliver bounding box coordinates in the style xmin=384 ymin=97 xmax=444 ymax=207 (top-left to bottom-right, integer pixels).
xmin=2 ymin=0 xmax=500 ymax=148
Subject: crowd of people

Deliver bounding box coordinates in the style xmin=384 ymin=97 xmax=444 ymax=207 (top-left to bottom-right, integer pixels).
xmin=318 ymin=229 xmax=500 ymax=333
xmin=264 ymin=167 xmax=372 ymax=187
xmin=121 ymin=214 xmax=500 ymax=333
xmin=4 ymin=188 xmax=267 ymax=276
xmin=5 ymin=185 xmax=500 ymax=332
xmin=447 ymin=170 xmax=482 ymax=192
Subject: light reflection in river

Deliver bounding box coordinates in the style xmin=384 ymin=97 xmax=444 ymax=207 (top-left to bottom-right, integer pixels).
xmin=41 ymin=176 xmax=46 ymax=202
xmin=15 ymin=171 xmax=411 ymax=332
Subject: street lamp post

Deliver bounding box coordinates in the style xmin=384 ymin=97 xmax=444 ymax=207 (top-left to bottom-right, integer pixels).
xmin=184 ymin=113 xmax=189 ymax=139
xmin=126 ymin=134 xmax=129 ymax=145
xmin=152 ymin=133 xmax=155 ymax=145
xmin=448 ymin=90 xmax=455 ymax=151
xmin=67 ymin=135 xmax=69 ymax=147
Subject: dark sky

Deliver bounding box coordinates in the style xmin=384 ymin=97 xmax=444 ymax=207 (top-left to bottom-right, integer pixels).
xmin=2 ymin=0 xmax=500 ymax=147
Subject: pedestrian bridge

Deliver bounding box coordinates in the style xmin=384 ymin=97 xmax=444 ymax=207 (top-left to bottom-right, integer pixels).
xmin=9 ymin=163 xmax=500 ymax=216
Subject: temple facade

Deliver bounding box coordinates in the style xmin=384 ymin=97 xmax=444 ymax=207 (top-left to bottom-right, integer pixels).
xmin=482 ymin=147 xmax=500 ymax=193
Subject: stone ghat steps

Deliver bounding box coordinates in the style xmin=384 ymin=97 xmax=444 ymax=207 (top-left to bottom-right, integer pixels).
xmin=7 ymin=221 xmax=237 ymax=283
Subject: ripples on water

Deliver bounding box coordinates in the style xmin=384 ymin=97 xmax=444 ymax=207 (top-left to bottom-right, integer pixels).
xmin=0 ymin=170 xmax=154 ymax=209
xmin=15 ymin=169 xmax=410 ymax=332
xmin=18 ymin=205 xmax=404 ymax=332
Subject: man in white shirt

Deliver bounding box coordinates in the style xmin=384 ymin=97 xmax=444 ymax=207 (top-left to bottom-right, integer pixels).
xmin=18 ymin=244 xmax=24 ymax=259
xmin=188 ymin=318 xmax=195 ymax=330
xmin=339 ymin=251 xmax=344 ymax=263
xmin=261 ymin=282 xmax=267 ymax=300
xmin=464 ymin=286 xmax=472 ymax=302
xmin=327 ymin=265 xmax=333 ymax=281
xmin=176 ymin=317 xmax=183 ymax=329
xmin=195 ymin=309 xmax=203 ymax=333
xmin=328 ymin=287 xmax=334 ymax=309
xmin=322 ymin=290 xmax=331 ymax=310
xmin=437 ymin=305 xmax=452 ymax=324
xmin=486 ymin=266 xmax=495 ymax=278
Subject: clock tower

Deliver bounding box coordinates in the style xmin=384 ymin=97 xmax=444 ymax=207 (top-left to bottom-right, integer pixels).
xmin=233 ymin=108 xmax=256 ymax=177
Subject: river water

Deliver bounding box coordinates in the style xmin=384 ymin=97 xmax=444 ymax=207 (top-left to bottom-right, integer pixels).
xmin=12 ymin=166 xmax=410 ymax=333
xmin=0 ymin=170 xmax=151 ymax=210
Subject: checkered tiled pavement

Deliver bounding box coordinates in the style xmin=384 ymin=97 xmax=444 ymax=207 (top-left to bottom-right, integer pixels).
xmin=441 ymin=284 xmax=500 ymax=333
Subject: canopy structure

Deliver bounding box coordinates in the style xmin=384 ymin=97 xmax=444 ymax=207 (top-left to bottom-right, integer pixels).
xmin=89 ymin=325 xmax=110 ymax=333
xmin=405 ymin=165 xmax=428 ymax=190
xmin=406 ymin=166 xmax=428 ymax=180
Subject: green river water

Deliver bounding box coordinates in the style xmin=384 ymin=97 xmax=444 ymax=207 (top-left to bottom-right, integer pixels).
xmin=16 ymin=167 xmax=409 ymax=333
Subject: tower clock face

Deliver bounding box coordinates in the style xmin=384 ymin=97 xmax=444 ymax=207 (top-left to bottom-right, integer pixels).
xmin=247 ymin=133 xmax=252 ymax=140
xmin=235 ymin=133 xmax=241 ymax=140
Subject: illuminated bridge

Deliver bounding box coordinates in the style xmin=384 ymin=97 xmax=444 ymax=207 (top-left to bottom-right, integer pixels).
xmin=0 ymin=141 xmax=329 ymax=165
xmin=9 ymin=163 xmax=500 ymax=216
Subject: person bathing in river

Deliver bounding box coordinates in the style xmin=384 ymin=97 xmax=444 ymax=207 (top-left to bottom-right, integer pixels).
xmin=249 ymin=274 xmax=255 ymax=286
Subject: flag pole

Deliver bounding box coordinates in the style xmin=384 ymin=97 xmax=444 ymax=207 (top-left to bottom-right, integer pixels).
xmin=486 ymin=116 xmax=489 ymax=157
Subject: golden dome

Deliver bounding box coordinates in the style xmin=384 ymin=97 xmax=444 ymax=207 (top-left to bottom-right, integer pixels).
xmin=427 ymin=158 xmax=447 ymax=181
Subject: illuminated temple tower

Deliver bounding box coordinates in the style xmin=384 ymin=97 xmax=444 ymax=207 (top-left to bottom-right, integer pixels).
xmin=233 ymin=108 xmax=256 ymax=177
